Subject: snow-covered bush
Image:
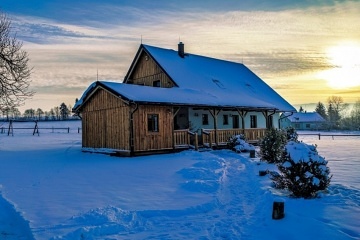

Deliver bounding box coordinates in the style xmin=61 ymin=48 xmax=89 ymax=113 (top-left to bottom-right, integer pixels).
xmin=271 ymin=141 xmax=332 ymax=198
xmin=227 ymin=134 xmax=255 ymax=153
xmin=285 ymin=126 xmax=298 ymax=142
xmin=259 ymin=128 xmax=287 ymax=163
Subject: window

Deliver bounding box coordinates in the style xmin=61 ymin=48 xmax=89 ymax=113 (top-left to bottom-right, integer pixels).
xmin=267 ymin=115 xmax=273 ymax=128
xmin=153 ymin=80 xmax=161 ymax=87
xmin=212 ymin=79 xmax=225 ymax=89
xmin=306 ymin=123 xmax=310 ymax=128
xmin=232 ymin=115 xmax=239 ymax=128
xmin=250 ymin=115 xmax=257 ymax=128
xmin=147 ymin=114 xmax=159 ymax=132
xmin=223 ymin=115 xmax=229 ymax=125
xmin=202 ymin=114 xmax=209 ymax=125
xmin=295 ymin=123 xmax=300 ymax=129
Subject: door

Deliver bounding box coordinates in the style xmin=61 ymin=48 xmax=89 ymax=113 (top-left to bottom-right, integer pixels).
xmin=232 ymin=115 xmax=239 ymax=128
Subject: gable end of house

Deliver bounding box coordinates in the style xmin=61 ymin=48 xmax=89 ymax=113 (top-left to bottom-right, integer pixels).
xmin=124 ymin=45 xmax=178 ymax=88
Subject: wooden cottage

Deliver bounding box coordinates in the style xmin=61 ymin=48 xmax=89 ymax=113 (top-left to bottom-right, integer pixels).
xmin=73 ymin=43 xmax=296 ymax=156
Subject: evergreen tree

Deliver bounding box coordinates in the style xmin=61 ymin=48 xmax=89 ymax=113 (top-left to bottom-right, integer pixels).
xmin=259 ymin=128 xmax=287 ymax=163
xmin=271 ymin=141 xmax=332 ymax=198
xmin=315 ymin=102 xmax=327 ymax=120
xmin=298 ymin=106 xmax=304 ymax=112
xmin=60 ymin=103 xmax=69 ymax=120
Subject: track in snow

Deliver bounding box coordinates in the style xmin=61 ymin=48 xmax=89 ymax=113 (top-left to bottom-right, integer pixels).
xmin=50 ymin=150 xmax=272 ymax=239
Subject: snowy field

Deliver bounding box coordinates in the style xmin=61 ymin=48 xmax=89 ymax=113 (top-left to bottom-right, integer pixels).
xmin=0 ymin=121 xmax=359 ymax=239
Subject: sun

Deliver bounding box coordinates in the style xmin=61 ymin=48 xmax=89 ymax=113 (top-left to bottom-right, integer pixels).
xmin=318 ymin=42 xmax=360 ymax=89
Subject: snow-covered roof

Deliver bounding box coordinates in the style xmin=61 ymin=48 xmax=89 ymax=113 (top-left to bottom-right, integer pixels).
xmin=286 ymin=112 xmax=326 ymax=123
xmin=74 ymin=44 xmax=296 ymax=112
xmin=74 ymin=81 xmax=279 ymax=110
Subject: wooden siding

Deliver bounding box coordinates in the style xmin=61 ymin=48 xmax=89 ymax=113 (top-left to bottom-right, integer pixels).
xmin=133 ymin=105 xmax=173 ymax=152
xmin=82 ymin=88 xmax=130 ymax=151
xmin=128 ymin=52 xmax=175 ymax=88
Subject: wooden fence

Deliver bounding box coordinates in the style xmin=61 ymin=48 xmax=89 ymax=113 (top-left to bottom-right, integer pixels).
xmin=173 ymin=129 xmax=198 ymax=150
xmin=298 ymin=133 xmax=360 ymax=140
xmin=201 ymin=128 xmax=267 ymax=147
xmin=0 ymin=121 xmax=81 ymax=136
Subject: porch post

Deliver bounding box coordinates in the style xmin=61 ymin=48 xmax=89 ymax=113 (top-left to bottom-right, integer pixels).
xmin=236 ymin=109 xmax=248 ymax=133
xmin=129 ymin=103 xmax=139 ymax=156
xmin=208 ymin=108 xmax=221 ymax=147
xmin=262 ymin=110 xmax=269 ymax=129
xmin=172 ymin=107 xmax=181 ymax=149
xmin=262 ymin=109 xmax=276 ymax=129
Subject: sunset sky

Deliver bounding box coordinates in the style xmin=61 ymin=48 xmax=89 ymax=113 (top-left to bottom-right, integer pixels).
xmin=2 ymin=0 xmax=360 ymax=112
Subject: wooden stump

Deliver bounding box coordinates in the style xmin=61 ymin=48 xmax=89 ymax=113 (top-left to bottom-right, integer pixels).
xmin=249 ymin=150 xmax=256 ymax=158
xmin=272 ymin=201 xmax=285 ymax=220
xmin=259 ymin=170 xmax=267 ymax=176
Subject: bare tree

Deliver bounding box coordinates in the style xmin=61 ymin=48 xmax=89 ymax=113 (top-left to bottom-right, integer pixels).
xmin=350 ymin=99 xmax=360 ymax=129
xmin=24 ymin=108 xmax=35 ymax=119
xmin=327 ymin=96 xmax=349 ymax=129
xmin=49 ymin=108 xmax=55 ymax=120
xmin=54 ymin=106 xmax=60 ymax=120
xmin=0 ymin=12 xmax=33 ymax=111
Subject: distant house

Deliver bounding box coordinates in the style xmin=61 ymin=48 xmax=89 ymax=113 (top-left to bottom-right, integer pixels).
xmin=280 ymin=112 xmax=326 ymax=130
xmin=73 ymin=43 xmax=296 ymax=156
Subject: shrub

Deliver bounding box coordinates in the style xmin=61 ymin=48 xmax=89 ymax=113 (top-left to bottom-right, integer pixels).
xmin=285 ymin=126 xmax=298 ymax=142
xmin=271 ymin=141 xmax=332 ymax=198
xmin=259 ymin=128 xmax=287 ymax=163
xmin=227 ymin=134 xmax=255 ymax=152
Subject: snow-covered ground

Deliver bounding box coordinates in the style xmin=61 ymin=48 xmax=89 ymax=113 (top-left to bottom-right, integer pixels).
xmin=0 ymin=121 xmax=359 ymax=239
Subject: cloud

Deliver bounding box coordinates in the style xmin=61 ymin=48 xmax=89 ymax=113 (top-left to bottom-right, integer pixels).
xmin=6 ymin=0 xmax=360 ymax=111
xmin=10 ymin=16 xmax=116 ymax=44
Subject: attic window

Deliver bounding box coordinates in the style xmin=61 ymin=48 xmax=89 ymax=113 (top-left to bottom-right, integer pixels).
xmin=245 ymin=83 xmax=255 ymax=93
xmin=153 ymin=80 xmax=161 ymax=87
xmin=212 ymin=79 xmax=225 ymax=89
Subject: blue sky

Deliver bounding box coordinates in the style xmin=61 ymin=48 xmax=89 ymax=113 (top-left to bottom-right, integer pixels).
xmin=2 ymin=0 xmax=360 ymax=112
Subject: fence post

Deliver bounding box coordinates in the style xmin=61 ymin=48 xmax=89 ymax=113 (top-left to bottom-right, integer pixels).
xmin=209 ymin=132 xmax=212 ymax=149
xmin=8 ymin=120 xmax=13 ymax=136
xmin=194 ymin=132 xmax=198 ymax=151
xmin=272 ymin=201 xmax=285 ymax=220
xmin=33 ymin=121 xmax=39 ymax=136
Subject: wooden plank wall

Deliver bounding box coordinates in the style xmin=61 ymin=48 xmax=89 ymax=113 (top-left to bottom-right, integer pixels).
xmin=133 ymin=105 xmax=173 ymax=152
xmin=128 ymin=52 xmax=175 ymax=88
xmin=82 ymin=88 xmax=130 ymax=151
